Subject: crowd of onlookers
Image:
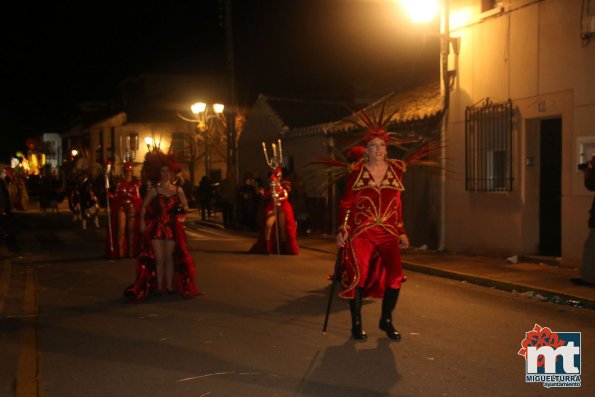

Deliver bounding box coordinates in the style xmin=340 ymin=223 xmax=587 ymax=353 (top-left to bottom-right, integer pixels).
xmin=0 ymin=164 xmax=313 ymax=245
xmin=193 ymin=169 xmax=311 ymax=235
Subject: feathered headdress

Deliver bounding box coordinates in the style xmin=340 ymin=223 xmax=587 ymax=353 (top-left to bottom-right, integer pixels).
xmin=350 ymin=102 xmax=422 ymax=147
xmin=142 ymin=148 xmax=180 ymax=183
xmin=305 ymin=100 xmax=443 ymax=195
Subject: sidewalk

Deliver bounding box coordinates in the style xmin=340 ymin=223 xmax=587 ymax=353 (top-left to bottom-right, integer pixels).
xmin=188 ymin=210 xmax=595 ymax=310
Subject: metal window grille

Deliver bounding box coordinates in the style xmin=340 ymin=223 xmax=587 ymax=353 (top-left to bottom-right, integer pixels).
xmin=465 ymin=98 xmax=513 ymax=192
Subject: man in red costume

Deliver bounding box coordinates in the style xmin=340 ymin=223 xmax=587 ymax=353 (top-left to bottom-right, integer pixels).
xmin=106 ymin=162 xmax=142 ymax=258
xmin=336 ymin=124 xmax=409 ymax=341
xmin=250 ymin=167 xmax=299 ymax=255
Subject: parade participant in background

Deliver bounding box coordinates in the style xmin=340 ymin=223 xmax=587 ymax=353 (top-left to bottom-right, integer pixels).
xmin=124 ymin=150 xmax=199 ymax=302
xmin=336 ymin=109 xmax=410 ymax=341
xmin=80 ymin=178 xmax=100 ymax=230
xmin=67 ymin=177 xmax=82 ymax=222
xmin=8 ymin=171 xmax=28 ymax=211
xmin=250 ymin=140 xmax=299 ymax=255
xmin=106 ymin=162 xmax=142 ymax=259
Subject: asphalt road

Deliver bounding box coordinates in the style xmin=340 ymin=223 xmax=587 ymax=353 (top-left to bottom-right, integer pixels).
xmin=1 ymin=212 xmax=595 ymax=397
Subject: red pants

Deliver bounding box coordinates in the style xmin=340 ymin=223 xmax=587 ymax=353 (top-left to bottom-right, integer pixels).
xmin=350 ymin=227 xmax=405 ymax=292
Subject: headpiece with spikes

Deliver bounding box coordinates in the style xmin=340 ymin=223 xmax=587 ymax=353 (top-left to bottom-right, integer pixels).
xmin=350 ymin=102 xmax=397 ymax=144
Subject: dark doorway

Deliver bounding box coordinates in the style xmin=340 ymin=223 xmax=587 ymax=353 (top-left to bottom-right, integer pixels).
xmin=539 ymin=118 xmax=562 ymax=256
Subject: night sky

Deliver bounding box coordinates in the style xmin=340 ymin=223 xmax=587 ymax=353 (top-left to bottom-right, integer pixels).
xmin=0 ymin=0 xmax=438 ymax=163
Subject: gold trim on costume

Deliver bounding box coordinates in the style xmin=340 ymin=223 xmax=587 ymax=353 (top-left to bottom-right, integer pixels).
xmin=351 ymin=163 xmax=405 ymax=192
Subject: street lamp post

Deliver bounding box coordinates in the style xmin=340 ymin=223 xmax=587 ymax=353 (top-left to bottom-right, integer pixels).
xmin=401 ymin=0 xmax=455 ymax=251
xmin=178 ymin=102 xmax=225 ymax=181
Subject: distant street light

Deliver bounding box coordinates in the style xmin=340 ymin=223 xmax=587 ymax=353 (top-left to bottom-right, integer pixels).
xmin=144 ymin=136 xmax=154 ymax=151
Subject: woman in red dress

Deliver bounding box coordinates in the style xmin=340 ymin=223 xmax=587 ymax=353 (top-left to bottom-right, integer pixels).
xmin=336 ymin=126 xmax=410 ymax=341
xmin=124 ymin=154 xmax=199 ymax=302
xmin=249 ymin=167 xmax=299 ymax=255
xmin=106 ymin=162 xmax=142 ymax=259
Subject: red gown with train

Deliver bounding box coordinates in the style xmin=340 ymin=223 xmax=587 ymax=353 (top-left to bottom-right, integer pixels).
xmin=249 ymin=180 xmax=299 ymax=255
xmin=124 ymin=189 xmax=199 ymax=302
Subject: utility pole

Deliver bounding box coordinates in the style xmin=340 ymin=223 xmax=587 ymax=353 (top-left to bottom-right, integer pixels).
xmin=224 ymin=0 xmax=239 ymax=183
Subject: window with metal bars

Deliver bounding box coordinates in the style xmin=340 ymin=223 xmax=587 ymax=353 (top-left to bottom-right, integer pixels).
xmin=465 ymin=98 xmax=513 ymax=192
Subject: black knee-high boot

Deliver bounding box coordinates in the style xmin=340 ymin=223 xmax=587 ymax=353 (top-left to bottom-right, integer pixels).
xmin=379 ymin=288 xmax=401 ymax=340
xmin=349 ymin=287 xmax=367 ymax=340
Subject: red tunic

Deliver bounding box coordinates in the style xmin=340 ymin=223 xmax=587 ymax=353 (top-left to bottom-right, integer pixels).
xmin=115 ymin=179 xmax=142 ymax=211
xmin=338 ymin=159 xmax=407 ymax=299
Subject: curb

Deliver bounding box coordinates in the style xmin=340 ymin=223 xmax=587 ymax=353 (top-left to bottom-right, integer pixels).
xmin=293 ymin=243 xmax=595 ymax=311
xmin=401 ymin=261 xmax=595 ymax=310
xmin=182 ymin=225 xmax=595 ymax=310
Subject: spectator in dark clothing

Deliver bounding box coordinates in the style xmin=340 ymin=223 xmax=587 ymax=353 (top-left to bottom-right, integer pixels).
xmin=176 ymin=172 xmax=197 ymax=209
xmin=0 ymin=172 xmax=11 ymax=215
xmin=238 ymin=176 xmax=258 ymax=231
xmin=39 ymin=167 xmax=59 ymax=214
xmin=251 ymin=169 xmax=265 ymax=191
xmin=0 ymin=171 xmax=15 ymax=246
xmin=288 ymin=171 xmax=310 ymax=235
xmin=219 ymin=171 xmax=238 ymax=229
xmin=573 ymin=155 xmax=595 ymax=287
xmin=198 ymin=176 xmax=213 ymax=221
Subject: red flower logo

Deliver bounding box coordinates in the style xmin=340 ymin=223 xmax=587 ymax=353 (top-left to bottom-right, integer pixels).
xmin=518 ymin=324 xmax=565 ymax=367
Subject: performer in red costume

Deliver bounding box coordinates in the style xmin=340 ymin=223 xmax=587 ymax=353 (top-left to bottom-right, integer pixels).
xmin=124 ymin=151 xmax=199 ymax=302
xmin=106 ymin=162 xmax=142 ymax=259
xmin=249 ymin=167 xmax=299 ymax=255
xmin=336 ymin=115 xmax=410 ymax=341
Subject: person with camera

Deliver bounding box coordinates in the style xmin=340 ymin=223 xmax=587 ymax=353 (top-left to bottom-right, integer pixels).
xmin=573 ymin=154 xmax=595 ymax=287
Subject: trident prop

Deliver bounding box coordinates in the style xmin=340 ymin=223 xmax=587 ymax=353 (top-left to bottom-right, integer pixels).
xmin=262 ymin=139 xmax=284 ymax=255
xmin=105 ymin=163 xmax=114 ymax=255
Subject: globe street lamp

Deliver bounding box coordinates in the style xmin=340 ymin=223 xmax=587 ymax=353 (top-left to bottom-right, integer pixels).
xmin=178 ymin=102 xmax=225 ymax=179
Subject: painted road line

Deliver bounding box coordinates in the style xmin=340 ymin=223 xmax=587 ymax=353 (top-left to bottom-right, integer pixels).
xmin=15 ymin=266 xmax=38 ymax=397
xmin=184 ymin=228 xmax=246 ymax=241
